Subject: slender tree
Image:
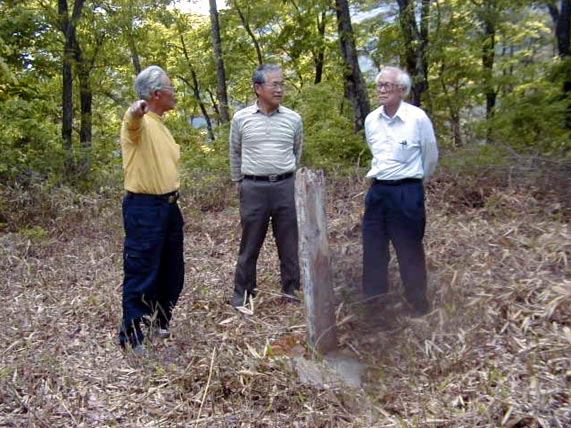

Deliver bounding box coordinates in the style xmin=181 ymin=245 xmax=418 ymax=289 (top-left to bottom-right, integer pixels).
xmin=209 ymin=0 xmax=230 ymax=124
xmin=396 ymin=0 xmax=430 ymax=108
xmin=334 ymin=0 xmax=370 ymax=131
xmin=74 ymin=42 xmax=92 ymax=174
xmin=232 ymin=0 xmax=264 ymax=64
xmin=548 ymin=1 xmax=571 ymax=58
xmin=178 ymin=33 xmax=215 ymax=141
xmin=477 ymin=0 xmax=498 ymax=121
xmin=470 ymin=0 xmax=502 ymax=142
xmin=58 ymin=0 xmax=85 ymax=172
xmin=286 ymin=0 xmax=331 ymax=84
xmin=548 ymin=1 xmax=571 ymax=127
xmin=314 ymin=6 xmax=328 ymax=84
xmin=127 ymin=30 xmax=142 ymax=75
xmin=73 ymin=28 xmax=106 ymax=175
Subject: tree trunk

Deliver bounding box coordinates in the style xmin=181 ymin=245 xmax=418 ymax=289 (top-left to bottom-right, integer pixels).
xmin=548 ymin=1 xmax=571 ymax=128
xmin=334 ymin=0 xmax=370 ymax=132
xmin=209 ymin=0 xmax=230 ymax=124
xmin=58 ymin=0 xmax=74 ymax=168
xmin=128 ymin=32 xmax=142 ymax=75
xmin=450 ymin=112 xmax=462 ymax=147
xmin=481 ymin=2 xmax=497 ymax=143
xmin=418 ymin=0 xmax=430 ymax=109
xmin=77 ymin=63 xmax=92 ymax=175
xmin=438 ymin=68 xmax=463 ymax=146
xmin=314 ymin=10 xmax=327 ymax=84
xmin=179 ymin=72 xmax=215 ymax=142
xmin=549 ymin=1 xmax=571 ymax=57
xmin=189 ymin=69 xmax=215 ymax=142
xmin=178 ymin=34 xmax=215 ymax=141
xmin=73 ymin=32 xmax=103 ymax=177
xmin=396 ymin=0 xmax=430 ymax=108
xmin=61 ymin=41 xmax=74 ymax=168
xmin=482 ymin=22 xmax=496 ymax=120
xmin=58 ymin=0 xmax=85 ymax=175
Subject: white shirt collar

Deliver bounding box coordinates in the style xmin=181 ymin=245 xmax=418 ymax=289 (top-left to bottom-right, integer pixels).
xmin=380 ymin=101 xmax=406 ymax=122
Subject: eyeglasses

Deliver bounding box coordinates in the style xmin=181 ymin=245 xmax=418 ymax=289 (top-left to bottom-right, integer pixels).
xmin=262 ymin=82 xmax=287 ymax=90
xmin=377 ymin=82 xmax=400 ymax=91
xmin=160 ymin=85 xmax=175 ymax=92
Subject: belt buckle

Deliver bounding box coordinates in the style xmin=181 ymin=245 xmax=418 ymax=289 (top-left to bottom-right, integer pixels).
xmin=268 ymin=174 xmax=278 ymax=182
xmin=167 ymin=193 xmax=178 ymax=203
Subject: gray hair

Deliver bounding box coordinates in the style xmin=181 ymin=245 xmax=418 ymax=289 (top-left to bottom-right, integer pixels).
xmin=134 ymin=65 xmax=168 ymax=100
xmin=375 ymin=66 xmax=412 ymax=97
xmin=252 ymin=64 xmax=282 ymax=85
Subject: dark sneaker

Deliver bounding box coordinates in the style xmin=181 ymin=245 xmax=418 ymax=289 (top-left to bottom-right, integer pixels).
xmin=231 ymin=292 xmax=254 ymax=315
xmin=130 ymin=344 xmax=149 ymax=357
xmin=282 ymin=286 xmax=301 ymax=303
xmin=231 ymin=292 xmax=250 ymax=307
xmin=153 ymin=328 xmax=171 ymax=339
xmin=408 ymin=299 xmax=431 ymax=318
xmin=283 ymin=292 xmax=301 ymax=304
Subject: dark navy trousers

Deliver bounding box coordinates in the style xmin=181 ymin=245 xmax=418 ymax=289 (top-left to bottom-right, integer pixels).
xmin=119 ymin=192 xmax=184 ymax=348
xmin=362 ymin=180 xmax=427 ymax=306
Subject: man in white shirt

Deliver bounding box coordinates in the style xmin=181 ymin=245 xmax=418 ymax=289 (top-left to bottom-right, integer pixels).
xmin=362 ymin=66 xmax=438 ymax=317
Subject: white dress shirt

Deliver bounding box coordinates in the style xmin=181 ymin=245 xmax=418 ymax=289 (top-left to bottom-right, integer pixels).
xmin=365 ymin=101 xmax=438 ymax=181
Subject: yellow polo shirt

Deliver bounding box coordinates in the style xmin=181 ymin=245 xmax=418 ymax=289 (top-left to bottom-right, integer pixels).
xmin=120 ymin=110 xmax=180 ymax=195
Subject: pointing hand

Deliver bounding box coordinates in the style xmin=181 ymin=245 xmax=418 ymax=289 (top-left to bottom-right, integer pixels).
xmin=129 ymin=100 xmax=148 ymax=117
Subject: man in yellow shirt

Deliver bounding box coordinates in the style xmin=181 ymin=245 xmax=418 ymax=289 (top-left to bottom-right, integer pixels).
xmin=119 ymin=65 xmax=184 ymax=353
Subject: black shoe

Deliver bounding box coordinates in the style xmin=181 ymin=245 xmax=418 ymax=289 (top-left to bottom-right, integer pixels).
xmin=409 ymin=299 xmax=431 ymax=317
xmin=231 ymin=291 xmax=254 ymax=314
xmin=281 ymin=286 xmax=301 ymax=303
xmin=153 ymin=327 xmax=171 ymax=339
xmin=231 ymin=292 xmax=251 ymax=307
xmin=132 ymin=345 xmax=149 ymax=356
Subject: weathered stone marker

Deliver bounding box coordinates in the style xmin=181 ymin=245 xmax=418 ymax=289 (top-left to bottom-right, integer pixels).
xmin=295 ymin=168 xmax=337 ymax=354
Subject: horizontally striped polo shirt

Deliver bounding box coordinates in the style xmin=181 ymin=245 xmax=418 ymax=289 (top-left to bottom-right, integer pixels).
xmin=229 ymin=102 xmax=303 ymax=182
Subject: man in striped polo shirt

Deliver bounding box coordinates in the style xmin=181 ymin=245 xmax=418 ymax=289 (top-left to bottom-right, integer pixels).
xmin=229 ymin=64 xmax=304 ymax=312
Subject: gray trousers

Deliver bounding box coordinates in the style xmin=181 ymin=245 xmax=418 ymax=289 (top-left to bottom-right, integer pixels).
xmin=234 ymin=176 xmax=300 ymax=298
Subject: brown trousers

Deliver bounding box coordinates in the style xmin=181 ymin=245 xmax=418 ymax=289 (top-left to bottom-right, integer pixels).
xmin=233 ymin=175 xmax=300 ymax=298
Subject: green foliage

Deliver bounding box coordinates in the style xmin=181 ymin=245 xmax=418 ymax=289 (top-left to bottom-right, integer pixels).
xmin=19 ymin=225 xmax=48 ymax=241
xmin=291 ymin=82 xmax=370 ymax=171
xmin=179 ymin=125 xmax=232 ymax=211
xmin=488 ymin=89 xmax=571 ymax=156
xmin=551 ymin=56 xmax=571 ymax=95
xmin=440 ymin=143 xmax=513 ymax=175
xmin=179 ymin=125 xmax=230 ymax=175
xmin=0 ymin=91 xmax=63 ymax=182
xmin=0 ymin=0 xmax=569 ymax=196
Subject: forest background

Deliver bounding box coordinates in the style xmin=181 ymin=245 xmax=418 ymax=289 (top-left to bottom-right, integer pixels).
xmin=1 ymin=0 xmax=570 ymax=427
xmin=1 ymin=0 xmax=571 ymax=193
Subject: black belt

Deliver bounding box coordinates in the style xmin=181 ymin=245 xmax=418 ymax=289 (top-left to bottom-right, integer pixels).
xmin=126 ymin=190 xmax=179 ymax=203
xmin=374 ymin=178 xmax=421 ymax=186
xmin=243 ymin=172 xmax=294 ymax=182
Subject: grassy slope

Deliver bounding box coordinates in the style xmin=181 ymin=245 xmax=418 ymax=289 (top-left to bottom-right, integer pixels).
xmin=0 ymin=175 xmax=569 ymax=428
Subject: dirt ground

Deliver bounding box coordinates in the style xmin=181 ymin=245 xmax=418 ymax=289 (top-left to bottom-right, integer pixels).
xmin=0 ymin=173 xmax=570 ymax=427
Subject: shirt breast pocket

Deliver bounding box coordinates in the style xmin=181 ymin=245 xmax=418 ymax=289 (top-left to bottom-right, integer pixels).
xmin=391 ymin=140 xmax=418 ymax=163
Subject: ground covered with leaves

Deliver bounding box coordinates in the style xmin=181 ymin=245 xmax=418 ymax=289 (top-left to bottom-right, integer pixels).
xmin=0 ymin=172 xmax=569 ymax=427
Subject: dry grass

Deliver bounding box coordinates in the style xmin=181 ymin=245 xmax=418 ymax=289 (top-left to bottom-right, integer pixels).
xmin=0 ymin=172 xmax=569 ymax=428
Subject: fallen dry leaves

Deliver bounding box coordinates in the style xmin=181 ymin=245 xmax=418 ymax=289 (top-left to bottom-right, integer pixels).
xmin=0 ymin=171 xmax=569 ymax=427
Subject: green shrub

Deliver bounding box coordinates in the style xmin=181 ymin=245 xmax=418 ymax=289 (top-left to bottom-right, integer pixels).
xmin=488 ymin=90 xmax=571 ymax=156
xmin=290 ymin=83 xmax=370 ymax=172
xmin=180 ymin=125 xmax=232 ymax=211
